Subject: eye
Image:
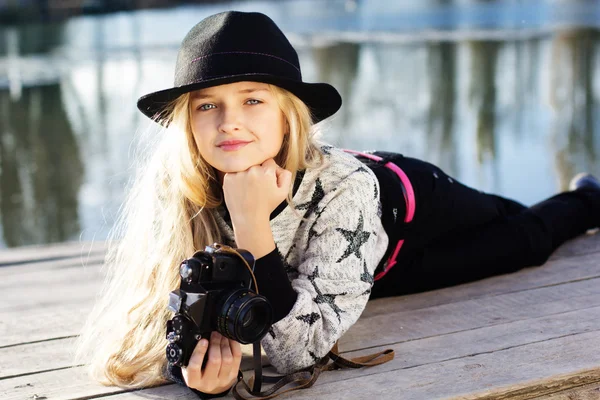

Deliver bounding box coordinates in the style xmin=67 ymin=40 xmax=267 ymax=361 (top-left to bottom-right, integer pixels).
xmin=197 ymin=103 xmax=216 ymax=111
xmin=246 ymin=99 xmax=262 ymax=105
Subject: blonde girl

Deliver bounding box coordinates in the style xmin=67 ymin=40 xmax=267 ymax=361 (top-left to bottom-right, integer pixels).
xmin=74 ymin=10 xmax=600 ymax=399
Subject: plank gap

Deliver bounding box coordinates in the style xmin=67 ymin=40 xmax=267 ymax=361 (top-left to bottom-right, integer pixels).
xmin=0 ymin=335 xmax=78 ymax=350
xmin=394 ymin=329 xmax=600 ymax=374
xmin=0 ymin=365 xmax=84 ymax=381
xmin=0 ymin=252 xmax=106 ymax=268
xmin=67 ymin=387 xmax=144 ymax=400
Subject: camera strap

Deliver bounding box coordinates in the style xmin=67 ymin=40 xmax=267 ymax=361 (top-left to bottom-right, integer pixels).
xmin=231 ymin=341 xmax=394 ymax=400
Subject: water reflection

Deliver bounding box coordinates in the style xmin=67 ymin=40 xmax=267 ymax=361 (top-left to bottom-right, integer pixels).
xmin=310 ymin=42 xmax=361 ymax=143
xmin=469 ymin=40 xmax=500 ymax=166
xmin=550 ymin=29 xmax=600 ymax=191
xmin=0 ymin=84 xmax=83 ymax=247
xmin=0 ymin=22 xmax=64 ymax=55
xmin=426 ymin=41 xmax=457 ymax=174
xmin=0 ymin=5 xmax=599 ymax=248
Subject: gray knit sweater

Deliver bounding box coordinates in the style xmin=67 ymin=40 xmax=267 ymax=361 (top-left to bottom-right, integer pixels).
xmin=212 ymin=145 xmax=389 ymax=374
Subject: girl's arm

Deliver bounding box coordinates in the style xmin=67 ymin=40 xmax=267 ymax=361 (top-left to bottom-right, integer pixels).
xmin=258 ymin=166 xmax=388 ymax=374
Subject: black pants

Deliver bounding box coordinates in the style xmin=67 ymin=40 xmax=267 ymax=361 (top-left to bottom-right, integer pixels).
xmin=370 ymin=153 xmax=600 ymax=299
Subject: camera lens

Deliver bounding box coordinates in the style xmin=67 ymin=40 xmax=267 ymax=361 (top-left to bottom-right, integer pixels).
xmin=241 ymin=309 xmax=254 ymax=328
xmin=216 ymin=289 xmax=273 ymax=344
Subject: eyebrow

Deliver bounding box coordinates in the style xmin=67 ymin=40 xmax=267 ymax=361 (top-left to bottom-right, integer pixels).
xmin=192 ymin=88 xmax=268 ymax=100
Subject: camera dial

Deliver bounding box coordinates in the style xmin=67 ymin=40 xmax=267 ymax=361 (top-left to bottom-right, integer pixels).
xmin=166 ymin=343 xmax=184 ymax=365
xmin=179 ymin=261 xmax=198 ymax=283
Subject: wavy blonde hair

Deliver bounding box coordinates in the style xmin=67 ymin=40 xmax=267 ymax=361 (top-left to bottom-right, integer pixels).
xmin=72 ymin=84 xmax=325 ymax=388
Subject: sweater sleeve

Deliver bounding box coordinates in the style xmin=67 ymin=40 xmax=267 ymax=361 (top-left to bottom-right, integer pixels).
xmin=260 ymin=167 xmax=388 ymax=374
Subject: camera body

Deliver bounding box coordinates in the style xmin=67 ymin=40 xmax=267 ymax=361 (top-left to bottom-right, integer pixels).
xmin=165 ymin=244 xmax=273 ymax=368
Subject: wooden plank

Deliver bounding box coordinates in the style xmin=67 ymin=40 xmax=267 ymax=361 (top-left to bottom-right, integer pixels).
xmin=364 ymin=249 xmax=600 ymax=316
xmin=0 ymin=252 xmax=105 ymax=278
xmin=0 ymin=336 xmax=263 ymax=380
xmin=0 ymin=261 xmax=104 ymax=291
xmin=106 ymin=369 xmax=600 ymax=400
xmin=0 ymin=304 xmax=94 ymax=347
xmin=1 ymin=235 xmax=598 ymax=399
xmin=2 ymin=240 xmax=599 ymax=324
xmin=0 ymin=240 xmax=107 ymax=266
xmin=276 ymin=331 xmax=600 ymax=400
xmin=549 ymin=232 xmax=600 ymax=260
xmin=0 ymin=367 xmax=127 ymax=400
xmin=0 ymin=231 xmax=596 ymax=275
xmin=3 ymin=301 xmax=600 ymax=384
xmin=459 ymin=369 xmax=600 ymax=399
xmin=5 ymin=307 xmax=600 ymax=400
xmin=3 ymin=269 xmax=600 ymax=349
xmin=0 ymin=234 xmax=597 ymax=315
xmin=0 ymin=265 xmax=104 ymax=312
xmin=0 ymin=231 xmax=595 ymax=271
xmin=343 ymin=276 xmax=600 ymax=350
xmin=531 ymin=382 xmax=600 ymax=399
xmin=0 ymin=280 xmax=102 ymax=314
xmin=13 ymin=242 xmax=596 ymax=314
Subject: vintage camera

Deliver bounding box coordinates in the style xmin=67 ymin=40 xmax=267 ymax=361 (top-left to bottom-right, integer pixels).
xmin=165 ymin=244 xmax=273 ymax=368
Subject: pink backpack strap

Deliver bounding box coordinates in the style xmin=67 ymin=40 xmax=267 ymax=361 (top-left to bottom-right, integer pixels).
xmin=343 ymin=149 xmax=415 ymax=281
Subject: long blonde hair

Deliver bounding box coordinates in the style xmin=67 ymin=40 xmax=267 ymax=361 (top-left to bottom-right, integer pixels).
xmin=72 ymin=84 xmax=325 ymax=388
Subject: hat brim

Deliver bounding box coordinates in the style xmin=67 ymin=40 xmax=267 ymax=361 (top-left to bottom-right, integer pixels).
xmin=136 ymin=74 xmax=342 ymax=126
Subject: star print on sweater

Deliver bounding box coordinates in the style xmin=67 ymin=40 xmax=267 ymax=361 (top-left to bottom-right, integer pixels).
xmin=296 ymin=312 xmax=321 ymax=325
xmin=308 ymin=265 xmax=347 ymax=322
xmin=296 ymin=178 xmax=326 ymax=223
xmin=360 ymin=260 xmax=374 ymax=285
xmin=211 ymin=145 xmax=389 ymax=374
xmin=335 ymin=212 xmax=373 ymax=263
xmin=321 ymin=145 xmax=334 ymax=155
xmin=305 ymin=206 xmax=327 ymax=250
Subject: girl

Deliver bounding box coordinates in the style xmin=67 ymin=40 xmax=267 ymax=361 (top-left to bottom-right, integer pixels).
xmin=73 ymin=10 xmax=600 ymax=399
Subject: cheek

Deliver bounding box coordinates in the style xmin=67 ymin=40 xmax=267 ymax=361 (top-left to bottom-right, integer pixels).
xmin=190 ymin=131 xmax=210 ymax=161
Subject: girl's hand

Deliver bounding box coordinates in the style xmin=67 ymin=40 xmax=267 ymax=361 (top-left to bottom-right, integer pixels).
xmin=222 ymin=158 xmax=292 ymax=228
xmin=181 ymin=332 xmax=242 ymax=395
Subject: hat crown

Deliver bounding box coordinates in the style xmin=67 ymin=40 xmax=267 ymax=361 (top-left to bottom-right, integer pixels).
xmin=174 ymin=11 xmax=301 ymax=86
xmin=136 ymin=11 xmax=342 ymax=125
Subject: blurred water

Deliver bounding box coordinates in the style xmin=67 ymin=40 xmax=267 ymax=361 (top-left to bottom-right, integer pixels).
xmin=0 ymin=0 xmax=599 ymax=248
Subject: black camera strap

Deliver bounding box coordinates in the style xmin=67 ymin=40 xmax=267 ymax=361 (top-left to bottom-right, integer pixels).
xmin=251 ymin=342 xmax=263 ymax=393
xmin=231 ymin=341 xmax=395 ymax=400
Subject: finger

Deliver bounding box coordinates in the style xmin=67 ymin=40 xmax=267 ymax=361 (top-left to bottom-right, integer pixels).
xmin=218 ymin=335 xmax=234 ymax=379
xmin=184 ymin=337 xmax=209 ymax=386
xmin=229 ymin=340 xmax=243 ymax=382
xmin=276 ymin=168 xmax=292 ymax=191
xmin=262 ymin=160 xmax=277 ymax=177
xmin=222 ymin=172 xmax=234 ymax=187
xmin=273 ymin=164 xmax=287 ymax=180
xmin=202 ymin=332 xmax=223 ymax=383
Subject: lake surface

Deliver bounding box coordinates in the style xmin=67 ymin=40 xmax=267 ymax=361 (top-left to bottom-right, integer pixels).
xmin=0 ymin=0 xmax=599 ymax=248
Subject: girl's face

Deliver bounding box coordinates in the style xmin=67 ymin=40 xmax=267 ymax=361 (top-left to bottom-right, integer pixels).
xmin=189 ymin=81 xmax=287 ymax=179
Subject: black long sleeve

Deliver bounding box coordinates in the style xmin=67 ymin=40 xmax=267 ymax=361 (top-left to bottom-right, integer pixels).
xmin=252 ymin=246 xmax=297 ymax=322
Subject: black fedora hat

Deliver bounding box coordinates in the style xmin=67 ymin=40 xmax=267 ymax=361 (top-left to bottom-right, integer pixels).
xmin=137 ymin=11 xmax=342 ymax=125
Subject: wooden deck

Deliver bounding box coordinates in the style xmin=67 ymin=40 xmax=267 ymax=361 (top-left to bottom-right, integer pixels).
xmin=1 ymin=233 xmax=600 ymax=399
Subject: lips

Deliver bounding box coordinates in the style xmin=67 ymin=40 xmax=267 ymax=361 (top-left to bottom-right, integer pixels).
xmin=217 ymin=140 xmax=251 ymax=146
xmin=217 ymin=140 xmax=251 ymax=151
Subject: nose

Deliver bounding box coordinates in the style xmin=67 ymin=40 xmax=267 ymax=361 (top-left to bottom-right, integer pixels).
xmin=217 ymin=105 xmax=242 ymax=134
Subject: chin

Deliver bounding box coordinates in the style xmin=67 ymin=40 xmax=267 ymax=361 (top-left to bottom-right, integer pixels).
xmin=217 ymin=161 xmax=257 ymax=173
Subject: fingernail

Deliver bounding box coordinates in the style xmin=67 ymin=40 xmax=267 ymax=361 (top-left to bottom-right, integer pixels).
xmin=200 ymin=339 xmax=208 ymax=347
